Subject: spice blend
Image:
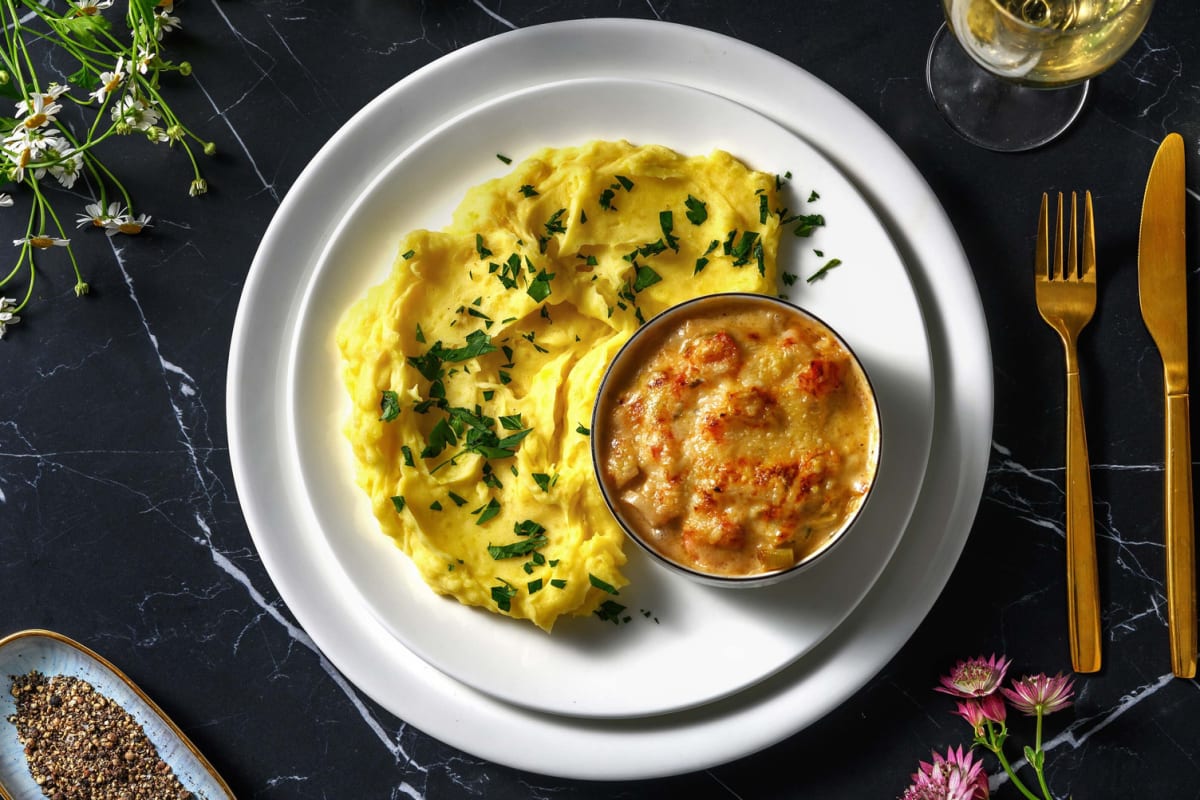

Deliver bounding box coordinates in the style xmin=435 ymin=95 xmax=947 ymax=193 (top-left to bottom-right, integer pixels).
xmin=7 ymin=671 xmax=194 ymax=800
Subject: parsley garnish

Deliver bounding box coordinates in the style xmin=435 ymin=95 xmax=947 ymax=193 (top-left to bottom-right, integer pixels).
xmin=513 ymin=519 xmax=545 ymax=537
xmin=488 ymin=533 xmax=549 ymax=559
xmin=496 ymin=153 xmax=512 ymax=164
xmin=519 ymin=184 xmax=539 ymax=197
xmin=576 ymin=423 xmax=590 ymax=436
xmin=632 ymin=265 xmax=661 ymax=292
xmin=390 ymin=496 xmax=406 ymax=513
xmin=807 ymin=258 xmax=843 ymax=283
xmin=379 ymin=390 xmax=401 ymax=422
xmin=473 ymin=497 xmax=502 ymax=525
xmin=550 ymin=578 xmax=567 ymax=589
xmin=527 ymin=269 xmax=555 ymax=302
xmin=532 ymin=472 xmax=558 ymax=492
xmin=528 ymin=578 xmax=544 ymax=594
xmin=401 ymin=445 xmax=415 ymax=467
xmin=808 ymin=190 xmax=820 ymax=202
xmin=475 ymin=233 xmax=492 ymax=259
xmin=615 ymin=175 xmax=634 ymax=191
xmin=659 ymin=210 xmax=679 ymax=252
xmin=594 ymin=600 xmax=627 ymax=624
xmin=491 ymin=579 xmax=517 ymax=611
xmin=543 ymin=208 xmax=568 ymax=236
xmin=684 ymin=194 xmax=707 ymax=225
xmin=789 ymin=213 xmax=825 ymax=238
xmin=589 ymin=574 xmax=620 ymax=595
xmin=448 ymin=491 xmax=467 ymax=507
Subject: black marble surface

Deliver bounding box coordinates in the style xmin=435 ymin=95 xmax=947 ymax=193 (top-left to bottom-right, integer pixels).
xmin=2 ymin=1 xmax=1198 ymax=798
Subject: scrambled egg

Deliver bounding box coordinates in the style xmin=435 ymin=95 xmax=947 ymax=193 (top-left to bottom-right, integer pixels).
xmin=336 ymin=140 xmax=781 ymax=630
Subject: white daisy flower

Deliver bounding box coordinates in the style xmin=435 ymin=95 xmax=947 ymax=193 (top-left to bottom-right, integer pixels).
xmin=70 ymin=0 xmax=113 ymax=15
xmin=111 ymin=95 xmax=160 ymax=131
xmin=16 ymin=94 xmax=63 ymax=129
xmin=154 ymin=10 xmax=181 ymax=38
xmin=0 ymin=297 xmax=20 ymax=339
xmin=90 ymin=58 xmax=127 ymax=103
xmin=14 ymin=235 xmax=70 ymax=249
xmin=135 ymin=46 xmax=156 ymax=75
xmin=77 ymin=201 xmax=123 ymax=229
xmin=48 ymin=147 xmax=85 ymax=189
xmin=105 ymin=212 xmax=152 ymax=236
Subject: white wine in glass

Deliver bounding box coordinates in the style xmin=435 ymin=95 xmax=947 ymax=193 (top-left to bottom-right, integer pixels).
xmin=928 ymin=0 xmax=1155 ymax=150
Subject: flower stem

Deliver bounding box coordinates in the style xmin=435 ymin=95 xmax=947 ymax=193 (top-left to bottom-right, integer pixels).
xmin=984 ymin=721 xmax=1042 ymax=800
xmin=1034 ymin=709 xmax=1054 ymax=800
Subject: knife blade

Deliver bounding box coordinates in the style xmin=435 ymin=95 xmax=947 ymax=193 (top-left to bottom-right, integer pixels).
xmin=1138 ymin=131 xmax=1196 ymax=678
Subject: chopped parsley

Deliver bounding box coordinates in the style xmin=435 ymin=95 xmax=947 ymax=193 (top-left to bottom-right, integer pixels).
xmin=473 ymin=497 xmax=502 ymax=525
xmin=527 ymin=269 xmax=555 ymax=302
xmin=519 ymin=184 xmax=539 ymax=197
xmin=576 ymin=423 xmax=590 ymax=436
xmin=532 ymin=472 xmax=558 ymax=492
xmin=379 ymin=390 xmax=401 ymax=422
xmin=632 ymin=265 xmax=662 ymax=292
xmin=475 ymin=233 xmax=492 ymax=259
xmin=594 ymin=600 xmax=627 ymax=624
xmin=589 ymin=574 xmax=620 ymax=595
xmin=550 ymin=578 xmax=567 ymax=589
xmin=496 ymin=153 xmax=512 ymax=164
xmin=528 ymin=578 xmax=544 ymax=594
xmin=390 ymin=496 xmax=406 ymax=513
xmin=807 ymin=258 xmax=843 ymax=283
xmin=487 ymin=533 xmax=549 ymax=559
xmin=491 ymin=579 xmax=517 ymax=611
xmin=684 ymin=194 xmax=708 ymax=225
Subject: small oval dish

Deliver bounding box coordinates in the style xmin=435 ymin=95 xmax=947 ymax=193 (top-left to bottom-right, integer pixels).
xmin=0 ymin=629 xmax=235 ymax=800
xmin=591 ymin=292 xmax=882 ymax=588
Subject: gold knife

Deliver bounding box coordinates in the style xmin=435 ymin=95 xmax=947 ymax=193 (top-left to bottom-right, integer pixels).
xmin=1138 ymin=132 xmax=1197 ymax=678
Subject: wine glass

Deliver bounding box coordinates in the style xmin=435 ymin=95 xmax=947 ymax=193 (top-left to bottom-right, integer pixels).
xmin=927 ymin=0 xmax=1155 ymax=152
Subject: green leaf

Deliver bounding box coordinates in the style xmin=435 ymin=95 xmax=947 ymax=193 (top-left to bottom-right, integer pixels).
xmin=527 ymin=578 xmax=544 ymax=594
xmin=473 ymin=497 xmax=501 ymax=525
xmin=632 ymin=265 xmax=661 ymax=293
xmin=589 ymin=574 xmax=620 ymax=595
xmin=527 ymin=270 xmax=555 ymax=303
xmin=491 ymin=580 xmax=517 ymax=611
xmin=440 ymin=329 xmax=497 ymax=362
xmin=806 ymin=258 xmax=843 ymax=284
xmin=684 ymin=195 xmax=708 ymax=225
xmin=488 ymin=533 xmax=549 ymax=559
xmin=420 ymin=418 xmax=457 ymax=458
xmin=514 ymin=520 xmax=546 ymax=537
xmin=594 ymin=599 xmax=627 ymax=624
xmin=379 ymin=390 xmax=401 ymax=422
xmin=390 ymin=496 xmax=406 ymax=513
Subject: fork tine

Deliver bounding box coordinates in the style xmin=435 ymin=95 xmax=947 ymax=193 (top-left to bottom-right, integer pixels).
xmin=1068 ymin=191 xmax=1079 ymax=280
xmin=1054 ymin=192 xmax=1065 ymax=281
xmin=1037 ymin=192 xmax=1050 ymax=280
xmin=1082 ymin=190 xmax=1096 ymax=284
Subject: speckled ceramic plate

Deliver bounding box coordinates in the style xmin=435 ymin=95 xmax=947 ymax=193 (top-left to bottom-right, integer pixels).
xmin=228 ymin=19 xmax=992 ymax=779
xmin=0 ymin=630 xmax=234 ymax=800
xmin=283 ymin=76 xmax=933 ymax=719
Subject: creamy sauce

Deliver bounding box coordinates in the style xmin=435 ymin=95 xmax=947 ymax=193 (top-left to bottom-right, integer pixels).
xmin=597 ymin=297 xmax=879 ymax=577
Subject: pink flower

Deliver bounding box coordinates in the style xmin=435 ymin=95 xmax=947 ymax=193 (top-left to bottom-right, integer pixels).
xmin=1000 ymin=673 xmax=1074 ymax=716
xmin=954 ymin=700 xmax=987 ymax=736
xmin=935 ymin=654 xmax=1011 ymax=698
xmin=900 ymin=746 xmax=989 ymax=800
xmin=979 ymin=693 xmax=1007 ymax=724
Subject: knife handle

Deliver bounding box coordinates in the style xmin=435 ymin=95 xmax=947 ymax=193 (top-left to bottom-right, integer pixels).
xmin=1164 ymin=392 xmax=1196 ymax=678
xmin=1065 ymin=368 xmax=1102 ymax=673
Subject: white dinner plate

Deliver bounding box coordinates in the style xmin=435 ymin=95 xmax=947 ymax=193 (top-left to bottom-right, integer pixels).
xmin=285 ymin=77 xmax=932 ymax=718
xmin=228 ymin=19 xmax=992 ymax=779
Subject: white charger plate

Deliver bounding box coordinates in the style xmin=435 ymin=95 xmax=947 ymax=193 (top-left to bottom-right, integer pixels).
xmin=286 ymin=77 xmax=933 ymax=718
xmin=228 ymin=19 xmax=992 ymax=779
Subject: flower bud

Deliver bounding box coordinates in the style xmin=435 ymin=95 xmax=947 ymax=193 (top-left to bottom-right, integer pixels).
xmin=189 ymin=178 xmax=208 ymax=197
xmin=202 ymin=141 xmax=216 ymax=156
xmin=74 ymin=280 xmax=90 ymax=297
xmin=179 ymin=61 xmax=192 ymax=76
xmin=115 ymin=122 xmax=132 ymax=135
xmin=0 ymin=71 xmax=9 ymax=85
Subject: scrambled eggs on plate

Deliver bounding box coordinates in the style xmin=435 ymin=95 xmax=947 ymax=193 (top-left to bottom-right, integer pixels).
xmin=336 ymin=140 xmax=781 ymax=630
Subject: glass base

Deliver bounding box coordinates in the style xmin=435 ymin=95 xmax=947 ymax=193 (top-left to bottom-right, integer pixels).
xmin=926 ymin=23 xmax=1088 ymax=153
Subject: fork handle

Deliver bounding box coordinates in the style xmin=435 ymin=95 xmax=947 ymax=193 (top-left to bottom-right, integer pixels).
xmin=1065 ymin=367 xmax=1102 ymax=673
xmin=1164 ymin=392 xmax=1196 ymax=678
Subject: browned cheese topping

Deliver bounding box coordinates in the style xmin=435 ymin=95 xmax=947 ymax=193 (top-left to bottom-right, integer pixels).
xmin=600 ymin=301 xmax=879 ymax=576
xmin=7 ymin=671 xmax=194 ymax=800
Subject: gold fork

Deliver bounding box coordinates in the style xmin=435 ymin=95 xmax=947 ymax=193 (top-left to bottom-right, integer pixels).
xmin=1035 ymin=191 xmax=1102 ymax=673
